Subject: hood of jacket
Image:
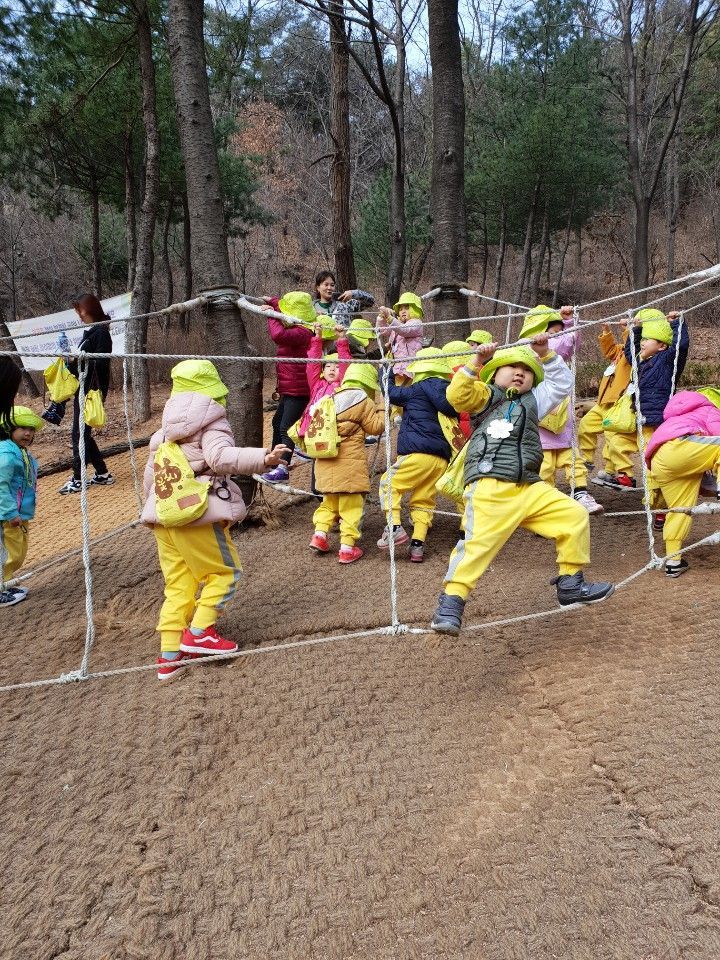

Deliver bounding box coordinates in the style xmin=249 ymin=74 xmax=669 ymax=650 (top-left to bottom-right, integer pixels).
xmin=160 ymin=392 xmax=229 ymax=443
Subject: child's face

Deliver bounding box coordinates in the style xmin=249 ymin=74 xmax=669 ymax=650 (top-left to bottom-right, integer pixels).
xmin=545 ymin=321 xmax=564 ymax=335
xmin=493 ymin=363 xmax=535 ymax=393
xmin=398 ymin=306 xmax=411 ymax=323
xmin=322 ymin=361 xmax=340 ymax=383
xmin=317 ymin=277 xmax=335 ymax=302
xmin=11 ymin=426 xmax=35 ymax=449
xmin=640 ymin=337 xmax=667 ymax=360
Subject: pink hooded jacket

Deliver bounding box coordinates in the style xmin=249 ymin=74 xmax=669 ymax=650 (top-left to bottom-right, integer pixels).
xmin=539 ymin=320 xmax=580 ymax=451
xmin=298 ymin=334 xmax=352 ymax=436
xmin=267 ymin=297 xmax=313 ymax=397
xmin=645 ymin=391 xmax=720 ymax=465
xmin=142 ymin=392 xmax=267 ymax=527
xmin=384 ymin=317 xmax=424 ymax=379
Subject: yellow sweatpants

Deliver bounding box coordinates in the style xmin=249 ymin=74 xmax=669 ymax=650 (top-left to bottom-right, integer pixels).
xmin=0 ymin=521 xmax=29 ymax=583
xmin=605 ymin=425 xmax=655 ymax=477
xmin=379 ymin=453 xmax=448 ymax=542
xmin=444 ymin=478 xmax=590 ymax=600
xmin=154 ymin=523 xmax=242 ymax=652
xmin=313 ymin=493 xmax=365 ymax=546
xmin=578 ymin=403 xmax=615 ymax=470
xmin=540 ymin=448 xmax=588 ymax=488
xmin=650 ymin=437 xmax=720 ymax=560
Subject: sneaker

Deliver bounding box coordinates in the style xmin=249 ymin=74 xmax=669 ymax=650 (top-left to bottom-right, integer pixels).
xmin=653 ymin=512 xmax=666 ymax=530
xmin=338 ymin=546 xmax=364 ymax=564
xmin=431 ymin=593 xmax=466 ymax=635
xmin=58 ymin=478 xmax=83 ymax=495
xmin=8 ymin=586 xmax=28 ymax=601
xmin=364 ymin=435 xmax=380 ymax=446
xmin=409 ymin=540 xmax=425 ymax=563
xmin=0 ymin=589 xmax=24 ymax=608
xmin=573 ymin=490 xmax=604 ymax=515
xmin=90 ymin=471 xmax=115 ymax=486
xmin=309 ymin=532 xmax=330 ymax=553
xmin=607 ymin=472 xmax=637 ymax=491
xmin=583 ymin=460 xmax=595 ymax=470
xmin=290 ymin=450 xmax=312 ymax=466
xmin=552 ymin=572 xmax=615 ymax=606
xmin=591 ymin=470 xmax=617 ymax=488
xmin=665 ymin=558 xmax=689 ymax=578
xmin=393 ymin=415 xmax=403 ymax=427
xmin=179 ymin=626 xmax=238 ymax=655
xmin=157 ymin=651 xmax=201 ymax=680
xmin=699 ymin=471 xmax=718 ymax=498
xmin=260 ymin=464 xmax=289 ymax=484
xmin=377 ymin=524 xmax=410 ymax=549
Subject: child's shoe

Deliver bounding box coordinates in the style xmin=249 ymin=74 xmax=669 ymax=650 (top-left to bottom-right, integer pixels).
xmin=431 ymin=592 xmax=465 ymax=635
xmin=552 ymin=572 xmax=615 ymax=606
xmin=309 ymin=532 xmax=330 ymax=553
xmin=591 ymin=470 xmax=617 ymax=488
xmin=157 ymin=651 xmax=201 ymax=680
xmin=377 ymin=524 xmax=410 ymax=549
xmin=58 ymin=477 xmax=83 ymax=495
xmin=364 ymin=435 xmax=380 ymax=446
xmin=338 ymin=545 xmax=363 ymax=564
xmin=8 ymin=586 xmax=27 ymax=601
xmin=409 ymin=540 xmax=425 ymax=562
xmin=573 ymin=489 xmax=604 ymax=514
xmin=90 ymin=471 xmax=115 ymax=486
xmin=699 ymin=471 xmax=718 ymax=498
xmin=653 ymin=512 xmax=666 ymax=530
xmin=0 ymin=589 xmax=24 ymax=608
xmin=261 ymin=463 xmax=289 ymax=484
xmin=608 ymin=472 xmax=637 ymax=491
xmin=180 ymin=626 xmax=238 ymax=655
xmin=41 ymin=401 xmax=66 ymax=426
xmin=665 ymin=558 xmax=689 ymax=578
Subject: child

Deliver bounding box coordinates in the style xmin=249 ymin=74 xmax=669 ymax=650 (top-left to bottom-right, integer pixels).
xmin=309 ymin=363 xmax=386 ymax=563
xmin=431 ymin=336 xmax=614 ymax=635
xmin=142 ymin=360 xmax=288 ymax=680
xmin=313 ymin=270 xmax=375 ymax=332
xmin=466 ymin=329 xmax=493 ymax=350
xmin=443 ymin=340 xmax=477 ymax=440
xmin=0 ymin=406 xmax=43 ymax=608
xmin=378 ymin=292 xmax=425 ymax=385
xmin=297 ymin=322 xmax=352 ymax=438
xmin=645 ymin=388 xmax=720 ymax=577
xmin=261 ymin=292 xmax=314 ymax=483
xmin=378 ymin=348 xmax=461 ymax=562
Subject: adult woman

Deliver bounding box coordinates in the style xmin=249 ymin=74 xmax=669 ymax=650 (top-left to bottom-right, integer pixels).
xmin=0 ymin=358 xmax=22 ymax=437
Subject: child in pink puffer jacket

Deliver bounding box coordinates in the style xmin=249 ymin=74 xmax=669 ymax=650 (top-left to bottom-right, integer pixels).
xmin=297 ymin=322 xmax=352 ymax=438
xmin=142 ymin=360 xmax=287 ymax=680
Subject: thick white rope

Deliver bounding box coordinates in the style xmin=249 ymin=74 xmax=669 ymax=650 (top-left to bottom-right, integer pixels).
xmin=375 ymin=328 xmax=401 ymax=631
xmin=122 ymin=358 xmax=144 ymax=516
xmin=75 ymin=362 xmax=99 ymax=677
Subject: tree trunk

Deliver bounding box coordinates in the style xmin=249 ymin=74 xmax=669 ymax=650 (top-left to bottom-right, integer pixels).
xmin=493 ymin=204 xmax=507 ymax=306
xmin=478 ymin=210 xmax=488 ymax=295
xmin=427 ymin=0 xmax=468 ymax=344
xmin=633 ymin=195 xmax=651 ymax=290
xmin=124 ymin=126 xmax=137 ymax=291
xmin=162 ymin=196 xmax=175 ymax=308
xmin=665 ymin=134 xmax=680 ymax=281
xmin=181 ymin=187 xmax=192 ymax=332
xmin=90 ymin=179 xmax=102 ymax=299
xmin=514 ymin=177 xmax=541 ymax=306
xmin=328 ymin=1 xmax=356 ymax=292
xmin=386 ymin=0 xmax=407 ymax=305
xmin=529 ymin=197 xmax=550 ymax=304
xmin=553 ymin=192 xmax=575 ymax=307
xmin=167 ymin=0 xmax=263 ymax=462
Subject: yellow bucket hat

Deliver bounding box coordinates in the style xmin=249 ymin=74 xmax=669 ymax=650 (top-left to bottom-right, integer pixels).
xmin=478 ymin=346 xmax=544 ymax=386
xmin=519 ymin=304 xmax=563 ymax=340
xmin=393 ymin=292 xmax=424 ymax=320
xmin=636 ymin=308 xmax=673 ymax=346
xmin=342 ymin=362 xmax=378 ymax=397
xmin=408 ymin=347 xmax=451 ymax=381
xmin=10 ymin=406 xmax=44 ymax=431
xmin=322 ymin=352 xmax=339 ymax=363
xmin=171 ymin=359 xmax=229 ymax=400
xmin=348 ymin=318 xmax=375 ymax=347
xmin=466 ymin=329 xmax=493 ymax=346
xmin=278 ymin=291 xmax=318 ymax=328
xmin=443 ymin=340 xmax=475 ymax=362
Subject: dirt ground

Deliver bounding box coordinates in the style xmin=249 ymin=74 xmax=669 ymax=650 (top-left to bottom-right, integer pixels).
xmin=2 ymin=432 xmax=720 ymax=959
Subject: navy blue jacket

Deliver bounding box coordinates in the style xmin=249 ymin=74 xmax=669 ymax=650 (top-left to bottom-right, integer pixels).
xmin=624 ymin=319 xmax=690 ymax=427
xmin=387 ymin=376 xmax=458 ymax=460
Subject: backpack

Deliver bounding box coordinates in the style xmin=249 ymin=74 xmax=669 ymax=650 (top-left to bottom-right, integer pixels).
xmin=304 ymin=395 xmax=341 ymax=458
xmin=152 ymin=440 xmax=209 ymax=526
xmin=437 ymin=412 xmax=467 ymax=461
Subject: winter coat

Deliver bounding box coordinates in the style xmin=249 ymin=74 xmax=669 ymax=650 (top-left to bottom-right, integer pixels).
xmin=624 ymin=318 xmax=690 ymax=427
xmin=0 ymin=439 xmax=37 ymax=522
xmin=68 ymin=322 xmax=112 ymax=397
xmin=596 ymin=327 xmax=631 ymax=405
xmin=142 ymin=392 xmax=267 ymax=527
xmin=298 ymin=335 xmax=352 ymax=436
xmin=540 ymin=320 xmax=579 ymax=451
xmin=314 ymin=290 xmax=375 ymax=329
xmin=387 ymin=376 xmax=458 ymax=461
xmin=383 ymin=317 xmax=424 ymax=378
xmin=267 ymin=297 xmax=313 ymax=397
xmin=645 ymin=391 xmax=720 ymax=465
xmin=313 ymin=389 xmax=386 ymax=494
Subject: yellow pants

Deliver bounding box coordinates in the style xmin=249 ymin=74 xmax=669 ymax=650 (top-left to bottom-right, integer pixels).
xmin=154 ymin=523 xmax=242 ymax=652
xmin=313 ymin=493 xmax=365 ymax=546
xmin=0 ymin=521 xmax=29 ymax=583
xmin=650 ymin=437 xmax=720 ymax=560
xmin=379 ymin=453 xmax=448 ymax=542
xmin=540 ymin=448 xmax=587 ymax=488
xmin=605 ymin=425 xmax=654 ymax=477
xmin=578 ymin=403 xmax=615 ymax=470
xmin=444 ymin=478 xmax=590 ymax=600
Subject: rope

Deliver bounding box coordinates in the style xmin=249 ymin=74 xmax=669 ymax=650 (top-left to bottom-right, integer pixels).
xmin=122 ymin=358 xmax=144 ymax=516
xmin=75 ymin=362 xmax=99 ymax=677
xmin=376 ymin=329 xmax=401 ymax=631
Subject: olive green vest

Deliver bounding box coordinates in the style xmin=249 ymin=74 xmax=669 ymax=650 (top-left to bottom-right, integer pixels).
xmin=464 ymin=385 xmax=544 ymax=486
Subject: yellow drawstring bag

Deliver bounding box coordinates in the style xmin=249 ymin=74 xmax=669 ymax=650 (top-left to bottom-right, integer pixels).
xmin=304 ymin=395 xmax=340 ymax=458
xmin=539 ymin=396 xmax=570 ymax=434
xmin=44 ymin=358 xmax=79 ymax=403
xmin=84 ymin=389 xmax=106 ymax=428
xmin=437 ymin=412 xmax=467 ymax=460
xmin=435 ymin=443 xmax=469 ymax=504
xmin=602 ymin=392 xmax=636 ymax=434
xmin=152 ymin=440 xmax=209 ymax=526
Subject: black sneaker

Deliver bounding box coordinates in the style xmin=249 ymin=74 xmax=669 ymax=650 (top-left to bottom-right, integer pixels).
xmin=90 ymin=472 xmax=115 ymax=486
xmin=431 ymin=593 xmax=466 ymax=635
xmin=665 ymin=558 xmax=689 ymax=578
xmin=58 ymin=478 xmax=83 ymax=495
xmin=552 ymin=572 xmax=615 ymax=606
xmin=0 ymin=589 xmax=24 ymax=608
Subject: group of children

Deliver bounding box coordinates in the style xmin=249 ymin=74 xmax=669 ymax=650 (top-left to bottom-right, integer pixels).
xmin=2 ymin=278 xmax=719 ymax=678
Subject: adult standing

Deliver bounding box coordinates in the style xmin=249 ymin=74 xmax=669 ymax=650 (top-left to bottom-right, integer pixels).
xmin=0 ymin=358 xmax=22 ymax=437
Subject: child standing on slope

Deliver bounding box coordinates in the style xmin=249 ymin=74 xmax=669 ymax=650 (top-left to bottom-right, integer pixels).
xmin=378 ymin=292 xmax=425 ymax=385
xmin=143 ymin=360 xmax=288 ymax=680
xmin=297 ymin=322 xmax=352 ymax=439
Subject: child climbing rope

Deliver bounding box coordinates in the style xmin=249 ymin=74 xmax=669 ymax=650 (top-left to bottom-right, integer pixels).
xmin=377 ymin=292 xmax=425 ymax=386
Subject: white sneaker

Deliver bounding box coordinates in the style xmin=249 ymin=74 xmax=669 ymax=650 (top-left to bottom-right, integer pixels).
xmin=377 ymin=524 xmax=410 ymax=548
xmin=574 ymin=490 xmax=604 ymax=514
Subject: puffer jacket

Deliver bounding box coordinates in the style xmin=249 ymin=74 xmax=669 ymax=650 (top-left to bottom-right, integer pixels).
xmin=596 ymin=327 xmax=631 ymax=405
xmin=313 ymin=388 xmax=386 ymax=494
xmin=267 ymin=297 xmax=313 ymax=397
xmin=384 ymin=317 xmax=424 ymax=378
xmin=68 ymin=322 xmax=113 ymax=397
xmin=142 ymin=392 xmax=267 ymax=527
xmin=387 ymin=376 xmax=458 ymax=461
xmin=624 ymin=318 xmax=690 ymax=427
xmin=540 ymin=319 xmax=579 ymax=450
xmin=298 ymin=335 xmax=352 ymax=436
xmin=0 ymin=439 xmax=37 ymax=521
xmin=645 ymin=391 xmax=720 ymax=465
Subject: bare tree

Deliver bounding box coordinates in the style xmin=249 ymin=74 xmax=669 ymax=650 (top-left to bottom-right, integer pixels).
xmin=328 ymin=0 xmax=357 ymax=290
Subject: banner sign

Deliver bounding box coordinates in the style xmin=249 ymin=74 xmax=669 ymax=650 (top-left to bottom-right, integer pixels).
xmin=7 ymin=292 xmax=131 ymax=371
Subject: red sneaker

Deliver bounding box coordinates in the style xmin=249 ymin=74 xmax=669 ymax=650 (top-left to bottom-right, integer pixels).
xmin=156 ymin=651 xmax=201 ymax=681
xmin=310 ymin=532 xmax=330 ymax=553
xmin=180 ymin=626 xmax=238 ymax=655
xmin=612 ymin=472 xmax=637 ymax=490
xmin=653 ymin=512 xmax=666 ymax=530
xmin=338 ymin=546 xmax=364 ymax=564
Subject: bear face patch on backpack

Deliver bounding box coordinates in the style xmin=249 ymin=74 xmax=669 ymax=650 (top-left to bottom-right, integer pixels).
xmin=153 ymin=440 xmax=209 ymax=526
xmin=304 ymin=395 xmax=341 ymax=458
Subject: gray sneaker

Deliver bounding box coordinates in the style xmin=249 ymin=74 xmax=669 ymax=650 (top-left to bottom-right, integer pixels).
xmin=377 ymin=524 xmax=410 ymax=549
xmin=409 ymin=541 xmax=425 ymax=563
xmin=431 ymin=593 xmax=466 ymax=634
xmin=552 ymin=572 xmax=615 ymax=606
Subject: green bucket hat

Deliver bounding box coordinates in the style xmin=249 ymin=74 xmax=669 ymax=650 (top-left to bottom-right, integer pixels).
xmin=636 ymin=308 xmax=673 ymax=346
xmin=278 ymin=291 xmax=318 ymax=328
xmin=171 ymin=359 xmax=229 ymax=401
xmin=698 ymin=387 xmax=720 ymax=410
xmin=393 ymin=292 xmax=424 ymax=320
xmin=322 ymin=352 xmax=339 ymax=364
xmin=478 ymin=346 xmax=544 ymax=386
xmin=466 ymin=329 xmax=493 ymax=346
xmin=408 ymin=347 xmax=451 ymax=381
xmin=342 ymin=362 xmax=379 ymax=397
xmin=10 ymin=405 xmax=44 ymax=431
xmin=348 ymin=317 xmax=375 ymax=347
xmin=443 ymin=340 xmax=475 ymax=363
xmin=519 ymin=304 xmax=563 ymax=340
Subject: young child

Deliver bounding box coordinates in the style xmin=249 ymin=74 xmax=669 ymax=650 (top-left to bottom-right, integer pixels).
xmin=0 ymin=406 xmax=43 ymax=608
xmin=645 ymin=388 xmax=720 ymax=577
xmin=466 ymin=329 xmax=493 ymax=350
xmin=297 ymin=322 xmax=352 ymax=438
xmin=262 ymin=292 xmax=314 ymax=484
xmin=142 ymin=360 xmax=288 ymax=680
xmin=431 ymin=336 xmax=614 ymax=635
xmin=443 ymin=340 xmax=477 ymax=440
xmin=378 ymin=292 xmax=425 ymax=385
xmin=309 ymin=363 xmax=386 ymax=563
xmin=378 ymin=348 xmax=461 ymax=562
xmin=313 ymin=270 xmax=375 ymax=333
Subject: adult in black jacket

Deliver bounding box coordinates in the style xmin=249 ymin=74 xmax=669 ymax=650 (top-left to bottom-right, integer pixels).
xmin=0 ymin=358 xmax=22 ymax=438
xmin=58 ymin=294 xmax=114 ymax=495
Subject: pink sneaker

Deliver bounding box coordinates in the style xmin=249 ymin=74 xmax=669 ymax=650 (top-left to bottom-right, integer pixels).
xmin=338 ymin=546 xmax=364 ymax=564
xmin=180 ymin=626 xmax=238 ymax=655
xmin=310 ymin=532 xmax=330 ymax=553
xmin=156 ymin=651 xmax=201 ymax=680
